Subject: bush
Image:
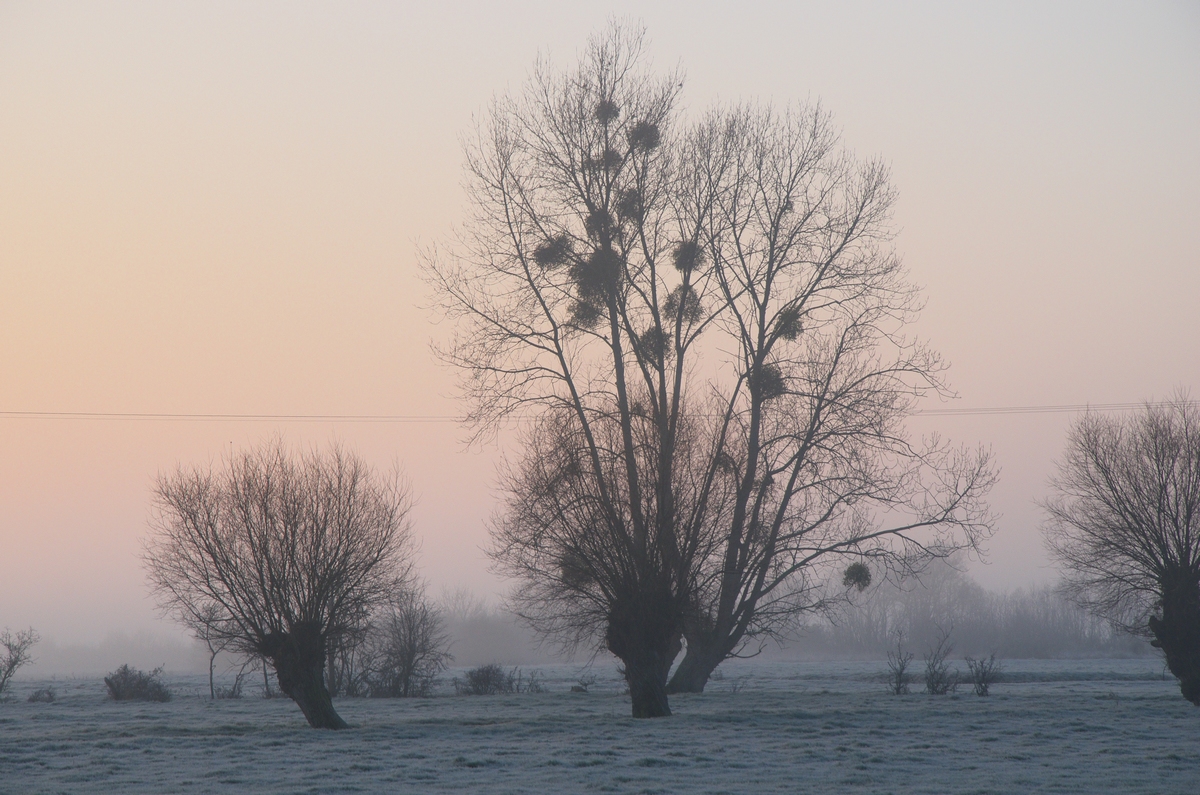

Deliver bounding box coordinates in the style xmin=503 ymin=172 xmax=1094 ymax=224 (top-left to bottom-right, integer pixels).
xmin=454 ymin=663 xmax=514 ymax=695
xmin=515 ymin=668 xmax=545 ymax=694
xmin=104 ymin=665 xmax=171 ymax=702
xmin=452 ymin=664 xmax=545 ymax=695
xmin=923 ymin=627 xmax=958 ymax=695
xmin=965 ymin=653 xmax=1003 ymax=696
xmin=215 ymin=664 xmax=249 ymax=700
xmin=27 ymin=687 xmax=55 ymax=703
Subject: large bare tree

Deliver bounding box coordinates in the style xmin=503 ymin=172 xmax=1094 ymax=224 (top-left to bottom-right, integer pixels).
xmin=665 ymin=104 xmax=996 ymax=692
xmin=144 ymin=441 xmax=415 ymax=728
xmin=1044 ymin=395 xmax=1200 ymax=704
xmin=430 ymin=23 xmax=705 ymax=717
xmin=429 ymin=22 xmax=993 ymax=715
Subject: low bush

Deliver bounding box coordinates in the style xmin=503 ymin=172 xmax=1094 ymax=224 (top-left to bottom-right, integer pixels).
xmin=455 ymin=663 xmax=513 ymax=695
xmin=104 ymin=664 xmax=171 ymax=702
xmin=923 ymin=627 xmax=958 ymax=695
xmin=27 ymin=687 xmax=55 ymax=703
xmin=453 ymin=664 xmax=545 ymax=695
xmin=965 ymin=653 xmax=1003 ymax=696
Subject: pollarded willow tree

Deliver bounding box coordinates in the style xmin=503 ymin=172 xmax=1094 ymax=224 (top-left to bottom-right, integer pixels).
xmin=1043 ymin=395 xmax=1200 ymax=704
xmin=144 ymin=441 xmax=415 ymax=728
xmin=428 ymin=22 xmax=994 ymax=717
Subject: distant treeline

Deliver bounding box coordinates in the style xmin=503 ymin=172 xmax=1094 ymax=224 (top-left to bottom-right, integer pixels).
xmin=18 ymin=568 xmax=1152 ymax=679
xmin=438 ymin=564 xmax=1152 ymax=666
xmin=781 ymin=562 xmax=1150 ymax=660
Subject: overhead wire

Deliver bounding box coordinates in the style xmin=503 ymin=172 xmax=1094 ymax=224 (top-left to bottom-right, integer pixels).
xmin=1 ymin=400 xmax=1194 ymax=423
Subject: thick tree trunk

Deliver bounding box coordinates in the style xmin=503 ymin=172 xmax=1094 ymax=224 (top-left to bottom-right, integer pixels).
xmin=624 ymin=656 xmax=673 ymax=718
xmin=605 ymin=591 xmax=682 ymax=718
xmin=260 ymin=623 xmax=349 ymax=729
xmin=1149 ymin=573 xmax=1200 ymax=706
xmin=666 ymin=641 xmax=723 ymax=694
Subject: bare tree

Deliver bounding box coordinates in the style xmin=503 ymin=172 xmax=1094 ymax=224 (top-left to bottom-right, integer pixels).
xmin=143 ymin=441 xmax=416 ymax=728
xmin=663 ymin=102 xmax=995 ymax=693
xmin=1 ymin=627 xmax=38 ymax=696
xmin=885 ymin=630 xmax=913 ymax=695
xmin=430 ymin=22 xmax=705 ymax=718
xmin=190 ymin=603 xmax=236 ymax=701
xmin=1043 ymin=394 xmax=1200 ymax=704
xmin=428 ymin=22 xmax=992 ymax=715
xmin=357 ymin=589 xmax=453 ymax=697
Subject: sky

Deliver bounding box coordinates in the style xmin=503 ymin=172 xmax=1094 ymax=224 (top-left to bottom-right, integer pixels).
xmin=1 ymin=1 xmax=1198 ymax=649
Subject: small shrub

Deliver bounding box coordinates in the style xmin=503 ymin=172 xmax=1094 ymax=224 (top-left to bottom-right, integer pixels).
xmin=27 ymin=687 xmax=55 ymax=703
xmin=965 ymin=653 xmax=1003 ymax=697
xmin=923 ymin=627 xmax=958 ymax=695
xmin=516 ymin=669 xmax=545 ymax=694
xmin=885 ymin=631 xmax=914 ymax=695
xmin=104 ymin=664 xmax=171 ymax=702
xmin=454 ymin=663 xmax=516 ymax=695
xmin=215 ymin=664 xmax=249 ymax=700
xmin=449 ymin=665 xmax=550 ymax=696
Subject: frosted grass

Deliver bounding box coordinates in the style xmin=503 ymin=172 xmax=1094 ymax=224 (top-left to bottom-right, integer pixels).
xmin=2 ymin=660 xmax=1196 ymax=794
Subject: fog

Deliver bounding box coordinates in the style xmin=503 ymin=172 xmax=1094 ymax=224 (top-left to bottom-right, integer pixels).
xmin=2 ymin=2 xmax=1198 ymax=652
xmin=22 ymin=563 xmax=1151 ymax=678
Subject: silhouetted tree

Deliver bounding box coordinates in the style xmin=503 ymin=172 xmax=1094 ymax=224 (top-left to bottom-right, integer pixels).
xmin=144 ymin=441 xmax=415 ymax=728
xmin=0 ymin=627 xmax=38 ymax=696
xmin=662 ymin=100 xmax=994 ymax=694
xmin=885 ymin=630 xmax=913 ymax=695
xmin=1044 ymin=394 xmax=1200 ymax=704
xmin=429 ymin=21 xmax=993 ymax=714
xmin=356 ymin=589 xmax=453 ymax=697
xmin=430 ymin=22 xmax=702 ymax=718
xmin=189 ymin=602 xmax=236 ymax=700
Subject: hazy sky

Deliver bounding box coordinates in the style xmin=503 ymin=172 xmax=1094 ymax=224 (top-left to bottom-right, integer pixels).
xmin=2 ymin=1 xmax=1197 ymax=646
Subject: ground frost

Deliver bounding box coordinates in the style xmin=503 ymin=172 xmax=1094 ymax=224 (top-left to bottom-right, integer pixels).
xmin=0 ymin=660 xmax=1196 ymax=794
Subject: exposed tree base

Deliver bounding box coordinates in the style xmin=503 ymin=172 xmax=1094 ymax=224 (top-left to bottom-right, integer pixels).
xmin=1149 ymin=576 xmax=1200 ymax=706
xmin=261 ymin=623 xmax=349 ymax=729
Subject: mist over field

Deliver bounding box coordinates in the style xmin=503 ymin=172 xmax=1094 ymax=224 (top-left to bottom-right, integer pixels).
xmin=21 ymin=563 xmax=1153 ymax=681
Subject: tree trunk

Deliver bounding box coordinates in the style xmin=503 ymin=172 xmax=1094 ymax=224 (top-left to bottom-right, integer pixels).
xmin=624 ymin=655 xmax=673 ymax=718
xmin=605 ymin=591 xmax=682 ymax=718
xmin=1149 ymin=573 xmax=1200 ymax=706
xmin=261 ymin=623 xmax=349 ymax=729
xmin=666 ymin=640 xmax=723 ymax=694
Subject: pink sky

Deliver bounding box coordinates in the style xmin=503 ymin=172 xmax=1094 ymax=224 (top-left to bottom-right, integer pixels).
xmin=2 ymin=1 xmax=1197 ymax=646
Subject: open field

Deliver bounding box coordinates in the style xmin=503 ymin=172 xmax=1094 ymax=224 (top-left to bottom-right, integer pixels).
xmin=2 ymin=660 xmax=1197 ymax=794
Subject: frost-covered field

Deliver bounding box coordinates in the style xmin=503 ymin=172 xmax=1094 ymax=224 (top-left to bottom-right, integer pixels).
xmin=3 ymin=660 xmax=1198 ymax=794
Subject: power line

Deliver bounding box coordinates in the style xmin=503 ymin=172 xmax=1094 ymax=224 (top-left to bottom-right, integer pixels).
xmin=0 ymin=400 xmax=1192 ymax=423
xmin=0 ymin=413 xmax=458 ymax=427
xmin=913 ymin=401 xmax=1191 ymax=417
